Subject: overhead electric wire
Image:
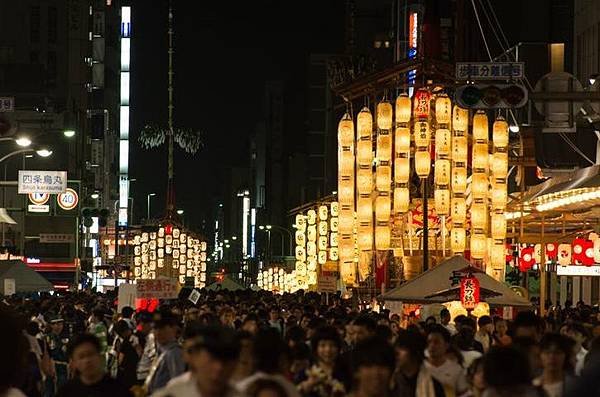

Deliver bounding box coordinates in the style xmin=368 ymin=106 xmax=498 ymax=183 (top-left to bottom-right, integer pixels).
xmin=559 ymin=132 xmax=595 ymax=165
xmin=470 ymin=0 xmax=493 ymax=61
xmin=485 ymin=0 xmax=510 ymax=50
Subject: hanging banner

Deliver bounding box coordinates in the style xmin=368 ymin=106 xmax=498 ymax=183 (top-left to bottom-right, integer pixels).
xmin=136 ymin=278 xmax=179 ymax=299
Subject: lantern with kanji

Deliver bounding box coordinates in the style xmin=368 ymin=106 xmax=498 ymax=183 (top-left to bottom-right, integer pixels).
xmin=519 ymin=246 xmax=535 ymax=272
xmin=460 ymin=275 xmax=480 ymax=311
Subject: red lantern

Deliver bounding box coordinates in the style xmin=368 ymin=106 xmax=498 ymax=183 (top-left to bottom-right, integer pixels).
xmin=164 ymin=224 xmax=173 ymax=235
xmin=460 ymin=276 xmax=480 ymax=310
xmin=572 ymin=238 xmax=594 ymax=265
xmin=546 ymin=243 xmax=558 ymax=260
xmin=413 ymin=89 xmax=432 ymax=119
xmin=519 ymin=246 xmax=535 ymax=272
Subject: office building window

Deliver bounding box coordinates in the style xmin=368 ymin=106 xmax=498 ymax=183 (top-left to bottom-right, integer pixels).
xmin=30 ymin=6 xmax=40 ymax=43
xmin=47 ymin=51 xmax=57 ymax=86
xmin=48 ymin=6 xmax=57 ymax=44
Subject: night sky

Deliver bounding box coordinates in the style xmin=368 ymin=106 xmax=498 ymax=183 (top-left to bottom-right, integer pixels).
xmin=130 ymin=0 xmax=345 ymax=231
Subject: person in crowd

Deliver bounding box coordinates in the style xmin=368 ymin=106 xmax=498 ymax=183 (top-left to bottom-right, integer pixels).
xmin=425 ymin=324 xmax=468 ymax=396
xmin=285 ymin=326 xmax=307 ymax=350
xmin=121 ymin=307 xmax=136 ymax=330
xmin=481 ymin=346 xmax=539 ymax=397
xmin=440 ymin=309 xmax=457 ymax=336
xmin=242 ymin=313 xmax=260 ymax=335
xmin=290 ymin=344 xmax=312 ymax=382
xmin=453 ymin=322 xmax=483 ymax=369
xmin=151 ymin=325 xmax=242 ymax=397
xmin=237 ymin=327 xmax=300 ymax=397
xmin=220 ymin=307 xmax=236 ymax=329
xmin=0 ymin=304 xmax=29 ymax=397
xmin=512 ymin=336 xmax=543 ymax=378
xmin=45 ymin=313 xmax=70 ymax=396
xmin=349 ymin=336 xmax=395 ymax=397
xmin=474 ymin=316 xmax=494 ymax=353
xmin=352 ymin=315 xmax=377 ymax=345
xmin=492 ymin=318 xmax=511 ymax=347
xmin=113 ymin=320 xmax=142 ymax=389
xmin=231 ymin=331 xmax=255 ymax=383
xmin=56 ymin=334 xmax=131 ymax=397
xmin=247 ymin=379 xmax=290 ymax=397
xmin=533 ymin=333 xmax=574 ymax=397
xmin=393 ymin=329 xmax=445 ymax=397
xmin=564 ymin=323 xmax=588 ymax=375
xmin=269 ymin=306 xmax=284 ymax=334
xmin=145 ymin=313 xmax=185 ymax=394
xmin=460 ymin=357 xmax=485 ymax=397
xmin=134 ymin=311 xmax=153 ymax=350
xmin=88 ymin=308 xmax=109 ymax=359
xmin=296 ymin=326 xmax=348 ymax=396
xmin=513 ymin=311 xmax=543 ymax=341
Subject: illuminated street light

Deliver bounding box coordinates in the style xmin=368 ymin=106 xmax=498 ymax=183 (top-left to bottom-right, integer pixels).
xmin=509 ymin=124 xmax=520 ymax=133
xmin=91 ymin=193 xmax=100 ymax=199
xmin=176 ymin=209 xmax=184 ymax=215
xmin=63 ymin=129 xmax=76 ymax=138
xmin=15 ymin=137 xmax=32 ymax=147
xmin=36 ymin=149 xmax=53 ymax=157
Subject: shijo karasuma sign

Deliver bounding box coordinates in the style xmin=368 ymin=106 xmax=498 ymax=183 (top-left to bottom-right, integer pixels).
xmin=18 ymin=171 xmax=67 ymax=194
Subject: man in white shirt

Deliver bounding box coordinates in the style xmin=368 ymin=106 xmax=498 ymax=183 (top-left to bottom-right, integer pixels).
xmin=425 ymin=324 xmax=468 ymax=395
xmin=440 ymin=308 xmax=457 ymax=336
xmin=566 ymin=323 xmax=588 ymax=375
xmin=152 ymin=325 xmax=242 ymax=397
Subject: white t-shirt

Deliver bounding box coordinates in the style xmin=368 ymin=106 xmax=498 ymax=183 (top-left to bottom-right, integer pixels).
xmin=1 ymin=389 xmax=26 ymax=397
xmin=151 ymin=372 xmax=241 ymax=397
xmin=425 ymin=359 xmax=468 ymax=395
xmin=460 ymin=349 xmax=483 ymax=369
xmin=575 ymin=347 xmax=588 ymax=375
xmin=237 ymin=372 xmax=301 ymax=397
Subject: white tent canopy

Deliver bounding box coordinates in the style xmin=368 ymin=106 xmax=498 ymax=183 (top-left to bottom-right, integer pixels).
xmin=381 ymin=256 xmax=531 ymax=307
xmin=0 ymin=260 xmax=53 ymax=294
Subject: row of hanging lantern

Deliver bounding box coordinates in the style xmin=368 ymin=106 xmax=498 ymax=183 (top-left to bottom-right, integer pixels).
xmin=294 ymin=202 xmax=339 ymax=289
xmin=336 ymin=87 xmax=510 ymax=284
xmin=257 ymin=267 xmax=297 ymax=293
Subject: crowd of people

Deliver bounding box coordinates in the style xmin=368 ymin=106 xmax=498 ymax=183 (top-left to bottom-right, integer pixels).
xmin=1 ymin=288 xmax=600 ymax=397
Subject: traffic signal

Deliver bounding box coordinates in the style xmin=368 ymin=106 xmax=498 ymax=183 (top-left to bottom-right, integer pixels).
xmin=454 ymin=84 xmax=528 ymax=109
xmin=81 ymin=208 xmax=110 ymax=228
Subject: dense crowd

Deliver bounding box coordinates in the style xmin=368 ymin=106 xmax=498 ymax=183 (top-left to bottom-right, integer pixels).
xmin=1 ymin=289 xmax=600 ymax=397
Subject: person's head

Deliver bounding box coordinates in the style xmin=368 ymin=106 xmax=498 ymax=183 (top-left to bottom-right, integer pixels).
xmin=285 ymin=325 xmax=306 ymax=349
xmin=219 ymin=307 xmax=235 ymax=327
xmin=154 ymin=313 xmax=180 ymax=345
xmin=137 ymin=311 xmax=153 ymax=334
xmin=114 ymin=319 xmax=132 ymax=338
xmin=25 ymin=320 xmax=40 ymax=337
xmin=311 ymin=326 xmax=342 ymax=366
xmin=353 ymin=315 xmax=377 ymax=343
xmin=67 ymin=334 xmax=104 ymax=382
xmin=466 ymin=358 xmax=486 ymax=392
xmin=539 ymin=333 xmax=574 ymax=375
xmin=352 ymin=337 xmax=395 ymax=396
xmin=512 ymin=336 xmax=542 ymax=375
xmin=483 ymin=347 xmax=532 ymax=392
xmin=269 ymin=306 xmax=280 ymax=322
xmin=247 ymin=378 xmax=288 ymax=397
xmin=242 ymin=313 xmax=259 ymax=335
xmin=300 ymin=314 xmax=312 ymax=330
xmin=185 ymin=325 xmax=241 ymax=396
xmin=425 ymin=316 xmax=437 ymax=326
xmin=565 ymin=323 xmax=587 ymax=348
xmin=91 ymin=308 xmax=105 ymax=323
xmin=185 ymin=307 xmax=200 ymax=323
xmin=478 ymin=315 xmax=494 ymax=334
xmin=426 ymin=324 xmax=451 ymax=360
xmin=395 ymin=329 xmax=426 ymax=370
xmin=121 ymin=306 xmax=134 ymax=319
xmin=290 ymin=343 xmax=311 ymax=374
xmin=48 ymin=314 xmax=64 ymax=334
xmin=440 ymin=308 xmax=451 ymax=325
xmin=513 ymin=311 xmax=542 ymax=341
xmin=390 ymin=321 xmax=400 ymax=335
xmin=494 ymin=318 xmax=508 ymax=336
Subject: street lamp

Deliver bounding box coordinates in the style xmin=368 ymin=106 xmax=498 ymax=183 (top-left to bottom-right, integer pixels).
xmin=265 ymin=224 xmax=293 ymax=256
xmin=63 ymin=129 xmax=76 ymax=138
xmin=176 ymin=209 xmax=184 ymax=215
xmin=0 ymin=148 xmax=53 ymax=164
xmin=147 ymin=193 xmax=156 ymax=220
xmin=15 ymin=137 xmax=32 ymax=147
xmin=36 ymin=149 xmax=52 ymax=157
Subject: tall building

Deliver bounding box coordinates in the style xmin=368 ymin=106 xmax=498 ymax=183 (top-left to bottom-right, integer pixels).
xmin=0 ymin=0 xmax=123 ymax=287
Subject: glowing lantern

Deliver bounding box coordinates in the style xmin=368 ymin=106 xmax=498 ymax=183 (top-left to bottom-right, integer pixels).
xmin=338 ymin=209 xmax=354 ymax=234
xmin=394 ymin=157 xmax=410 ymax=183
xmin=434 ymin=189 xmax=450 ymax=216
xmin=435 ymin=94 xmax=452 ymax=124
xmin=460 ymin=276 xmax=480 ymax=310
xmin=330 ymin=202 xmax=339 ymax=217
xmin=377 ymin=133 xmax=392 ymax=162
xmin=375 ymin=226 xmax=390 ymax=250
xmin=395 ymin=94 xmax=412 ymax=123
xmin=491 ymin=183 xmax=507 ymax=210
xmin=357 ymin=197 xmax=372 ymax=222
xmin=453 ymin=106 xmax=468 ymax=131
xmin=519 ymin=246 xmax=535 ymax=272
xmin=492 ymin=152 xmax=508 ymax=179
xmin=491 ymin=212 xmax=507 ymax=240
xmin=357 ymin=107 xmax=373 ymax=139
xmin=452 ymin=167 xmax=467 ymax=193
xmin=491 ymin=243 xmax=506 ymax=269
xmin=471 ymin=203 xmax=487 ymax=231
xmin=338 ymin=113 xmax=354 ymax=147
xmin=451 ymin=227 xmax=466 ymax=253
xmin=471 ymin=173 xmax=488 ymax=199
xmin=164 ymin=224 xmax=173 ymax=235
xmin=357 ymin=140 xmax=372 ymax=165
xmin=451 ymin=197 xmax=466 ymax=224
xmin=472 ymin=111 xmax=489 ymax=142
xmin=394 ymin=187 xmax=410 ymax=213
xmin=339 ymin=150 xmax=354 ymax=174
xmin=375 ymin=195 xmax=391 ymax=222
xmin=414 ymin=121 xmax=430 ymax=147
xmin=376 ymin=166 xmax=391 ymax=191
xmin=357 ymin=168 xmax=373 ymax=193
xmin=471 ymin=233 xmax=487 ymax=259
xmin=413 ymin=89 xmax=431 ymax=119
xmin=395 ymin=127 xmax=411 ymax=153
xmin=358 ymin=226 xmax=373 ymax=250
xmin=377 ymin=101 xmax=393 ymax=130
xmin=435 ymin=128 xmax=451 ymax=156
xmin=415 ymin=150 xmax=431 ymax=177
xmin=493 ymin=117 xmax=509 ymax=148
xmin=472 ymin=143 xmax=489 ymax=170
xmin=434 ymin=159 xmax=451 ymax=186
xmin=452 ymin=136 xmax=468 ymax=163
xmin=318 ymin=205 xmax=328 ymax=221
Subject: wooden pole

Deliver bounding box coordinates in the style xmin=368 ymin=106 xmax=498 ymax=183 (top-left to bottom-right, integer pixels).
xmin=540 ymin=215 xmax=546 ymax=316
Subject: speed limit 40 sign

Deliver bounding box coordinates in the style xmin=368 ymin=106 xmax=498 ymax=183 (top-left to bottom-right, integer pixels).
xmin=57 ymin=188 xmax=79 ymax=210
